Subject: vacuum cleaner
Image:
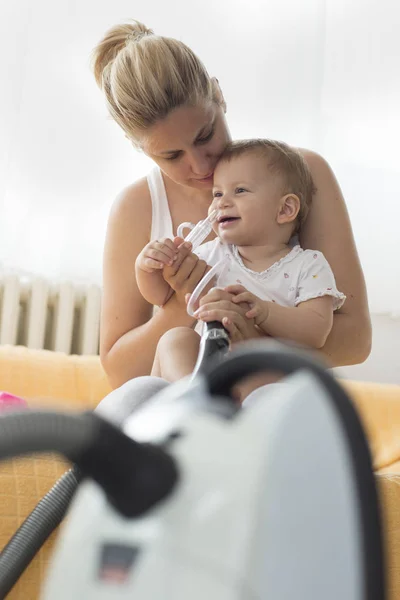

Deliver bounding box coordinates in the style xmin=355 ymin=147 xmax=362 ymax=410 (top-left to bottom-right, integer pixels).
xmin=0 ymin=323 xmax=386 ymax=599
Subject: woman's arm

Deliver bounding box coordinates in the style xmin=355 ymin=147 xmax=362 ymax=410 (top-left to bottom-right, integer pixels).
xmin=298 ymin=149 xmax=372 ymax=366
xmin=100 ymin=180 xmax=199 ymax=388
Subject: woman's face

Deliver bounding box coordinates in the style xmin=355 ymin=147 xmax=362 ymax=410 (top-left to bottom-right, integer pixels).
xmin=141 ymin=102 xmax=231 ymax=190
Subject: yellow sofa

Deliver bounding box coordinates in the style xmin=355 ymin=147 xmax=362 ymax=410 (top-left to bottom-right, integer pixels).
xmin=0 ymin=344 xmax=400 ymax=599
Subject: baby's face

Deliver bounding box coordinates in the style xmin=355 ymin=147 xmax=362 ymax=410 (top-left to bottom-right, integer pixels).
xmin=210 ymin=154 xmax=284 ymax=246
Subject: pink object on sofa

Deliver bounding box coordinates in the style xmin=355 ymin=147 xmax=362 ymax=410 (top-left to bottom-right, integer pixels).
xmin=0 ymin=391 xmax=28 ymax=411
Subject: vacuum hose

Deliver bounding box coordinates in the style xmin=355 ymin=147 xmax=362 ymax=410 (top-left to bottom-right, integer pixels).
xmin=0 ymin=466 xmax=81 ymax=598
xmin=0 ymin=320 xmax=230 ymax=596
xmin=192 ymin=320 xmax=230 ymax=376
xmin=0 ymin=410 xmax=178 ymax=598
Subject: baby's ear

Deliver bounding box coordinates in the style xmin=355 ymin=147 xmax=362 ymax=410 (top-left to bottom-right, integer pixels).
xmin=276 ymin=194 xmax=300 ymax=225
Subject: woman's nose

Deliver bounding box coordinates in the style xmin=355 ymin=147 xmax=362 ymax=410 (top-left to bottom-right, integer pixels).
xmin=189 ymin=150 xmax=213 ymax=178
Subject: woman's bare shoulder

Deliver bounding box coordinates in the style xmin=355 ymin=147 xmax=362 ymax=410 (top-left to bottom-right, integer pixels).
xmin=295 ymin=147 xmax=332 ymax=175
xmin=108 ymin=176 xmax=151 ymax=228
xmin=103 ymin=176 xmax=153 ymax=296
xmin=294 ymin=147 xmax=348 ymax=238
xmin=295 ymin=147 xmax=321 ymax=160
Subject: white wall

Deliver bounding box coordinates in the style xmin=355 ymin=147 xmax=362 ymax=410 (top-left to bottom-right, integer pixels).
xmin=1 ymin=0 xmax=400 ymax=315
xmin=337 ymin=315 xmax=400 ymax=384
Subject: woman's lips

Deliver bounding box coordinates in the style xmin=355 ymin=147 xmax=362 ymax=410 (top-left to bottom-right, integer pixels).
xmin=195 ymin=173 xmax=214 ymax=182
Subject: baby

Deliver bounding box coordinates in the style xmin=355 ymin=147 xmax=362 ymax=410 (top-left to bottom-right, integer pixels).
xmin=136 ymin=139 xmax=345 ymax=384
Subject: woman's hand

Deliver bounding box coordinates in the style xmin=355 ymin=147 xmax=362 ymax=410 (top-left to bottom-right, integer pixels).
xmin=226 ymin=284 xmax=270 ymax=328
xmin=194 ymin=287 xmax=261 ymax=344
xmin=162 ymin=237 xmax=208 ymax=308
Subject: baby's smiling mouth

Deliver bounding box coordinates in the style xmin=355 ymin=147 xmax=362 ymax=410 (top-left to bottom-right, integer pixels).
xmin=217 ymin=214 xmax=240 ymax=224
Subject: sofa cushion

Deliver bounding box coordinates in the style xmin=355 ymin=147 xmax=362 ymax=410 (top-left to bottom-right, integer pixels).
xmin=0 ymin=345 xmax=111 ymax=409
xmin=1 ymin=345 xmax=400 ymax=599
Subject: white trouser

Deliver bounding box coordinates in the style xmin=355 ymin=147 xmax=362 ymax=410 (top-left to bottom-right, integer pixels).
xmin=95 ymin=376 xmax=169 ymax=425
xmin=95 ymin=375 xmax=276 ymax=423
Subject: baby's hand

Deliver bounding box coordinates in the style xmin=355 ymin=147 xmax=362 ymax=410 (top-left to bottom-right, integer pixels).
xmin=225 ymin=285 xmax=270 ymax=327
xmin=136 ymin=238 xmax=178 ymax=274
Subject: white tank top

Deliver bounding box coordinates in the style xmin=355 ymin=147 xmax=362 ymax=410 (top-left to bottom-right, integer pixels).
xmin=147 ymin=167 xmax=174 ymax=241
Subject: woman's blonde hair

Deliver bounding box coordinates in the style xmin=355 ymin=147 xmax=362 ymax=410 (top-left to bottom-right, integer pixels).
xmin=92 ymin=20 xmax=220 ymax=144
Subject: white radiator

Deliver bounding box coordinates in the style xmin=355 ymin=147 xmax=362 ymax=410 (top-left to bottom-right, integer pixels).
xmin=0 ymin=274 xmax=101 ymax=355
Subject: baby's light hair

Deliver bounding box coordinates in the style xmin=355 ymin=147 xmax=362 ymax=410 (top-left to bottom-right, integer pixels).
xmin=92 ymin=20 xmax=222 ymax=145
xmin=218 ymin=139 xmax=315 ymax=232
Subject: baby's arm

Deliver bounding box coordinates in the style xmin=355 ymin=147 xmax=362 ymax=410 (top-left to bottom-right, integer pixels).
xmin=228 ymin=289 xmax=333 ymax=348
xmin=227 ymin=250 xmax=345 ymax=349
xmin=135 ymin=238 xmax=177 ymax=306
xmin=257 ymin=296 xmax=333 ymax=348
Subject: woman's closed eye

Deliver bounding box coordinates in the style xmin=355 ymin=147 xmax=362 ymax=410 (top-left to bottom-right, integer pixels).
xmin=196 ymin=127 xmax=215 ymax=145
xmin=164 ymin=152 xmax=182 ymax=161
xmin=163 ymin=125 xmax=215 ymax=161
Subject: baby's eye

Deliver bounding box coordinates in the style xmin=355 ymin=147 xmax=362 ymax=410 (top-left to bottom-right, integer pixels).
xmin=235 ymin=187 xmax=247 ymax=194
xmin=213 ymin=191 xmax=222 ymax=198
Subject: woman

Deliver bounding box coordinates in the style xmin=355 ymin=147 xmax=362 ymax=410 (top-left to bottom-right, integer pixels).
xmin=93 ymin=20 xmax=371 ymax=390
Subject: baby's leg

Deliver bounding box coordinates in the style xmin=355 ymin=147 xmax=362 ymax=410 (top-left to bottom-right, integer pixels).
xmin=151 ymin=327 xmax=201 ymax=382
